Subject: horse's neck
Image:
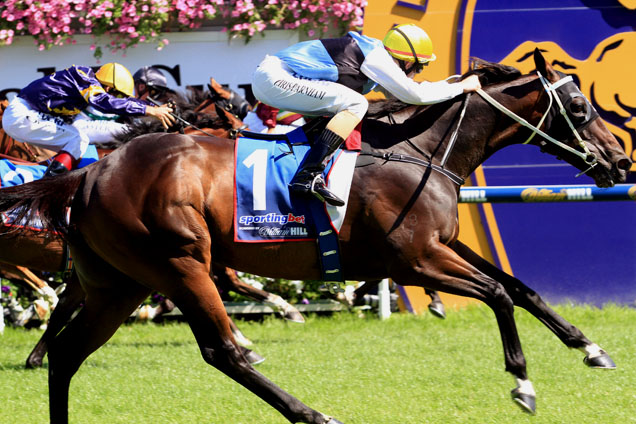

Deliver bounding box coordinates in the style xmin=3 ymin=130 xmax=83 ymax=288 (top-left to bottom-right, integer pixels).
xmin=439 ymin=76 xmax=543 ymax=180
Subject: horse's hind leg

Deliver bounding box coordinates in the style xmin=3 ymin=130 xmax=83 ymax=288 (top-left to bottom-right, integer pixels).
xmin=48 ymin=277 xmax=150 ymax=424
xmin=166 ymin=266 xmax=332 ymax=423
xmin=452 ymin=240 xmax=615 ymax=368
xmin=26 ymin=272 xmax=85 ymax=369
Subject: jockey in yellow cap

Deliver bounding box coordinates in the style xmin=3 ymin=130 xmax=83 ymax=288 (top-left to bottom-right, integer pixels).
xmin=2 ymin=63 xmax=175 ymax=177
xmin=252 ymin=23 xmax=481 ymax=206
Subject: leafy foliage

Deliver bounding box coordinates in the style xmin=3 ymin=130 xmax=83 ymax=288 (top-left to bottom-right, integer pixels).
xmin=0 ymin=0 xmax=367 ymax=58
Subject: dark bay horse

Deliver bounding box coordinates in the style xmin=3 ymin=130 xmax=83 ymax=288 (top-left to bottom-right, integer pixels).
xmin=0 ymin=50 xmax=630 ymax=422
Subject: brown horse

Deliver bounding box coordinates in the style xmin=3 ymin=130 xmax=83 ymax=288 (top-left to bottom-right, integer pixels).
xmin=0 ymin=88 xmax=301 ymax=368
xmin=0 ymin=51 xmax=630 ymax=422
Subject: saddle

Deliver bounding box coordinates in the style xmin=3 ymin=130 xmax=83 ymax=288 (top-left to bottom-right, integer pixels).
xmin=238 ymin=116 xmax=362 ymax=151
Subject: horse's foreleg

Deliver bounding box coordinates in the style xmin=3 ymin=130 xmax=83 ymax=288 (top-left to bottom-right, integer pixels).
xmin=424 ymin=289 xmax=446 ymax=319
xmin=354 ymin=280 xmax=445 ymax=318
xmin=26 ymin=273 xmax=85 ymax=369
xmin=264 ymin=293 xmax=305 ymax=323
xmin=394 ymin=242 xmax=535 ymax=413
xmin=217 ymin=266 xmax=305 ymax=323
xmin=228 ymin=315 xmax=253 ymax=347
xmin=1 ymin=264 xmax=59 ymax=307
xmin=452 ymin=240 xmax=615 ymax=369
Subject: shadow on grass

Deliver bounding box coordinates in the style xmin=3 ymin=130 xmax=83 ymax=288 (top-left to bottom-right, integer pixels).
xmin=106 ymin=340 xmax=194 ymax=349
xmin=0 ymin=362 xmax=48 ymax=371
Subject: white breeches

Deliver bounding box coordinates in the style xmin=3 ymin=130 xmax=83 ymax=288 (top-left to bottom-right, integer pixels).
xmin=252 ymin=55 xmax=369 ymax=120
xmin=72 ymin=111 xmax=129 ymax=144
xmin=2 ymin=96 xmax=88 ymax=159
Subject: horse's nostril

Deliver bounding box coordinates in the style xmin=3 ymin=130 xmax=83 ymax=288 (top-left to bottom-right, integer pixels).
xmin=617 ymin=158 xmax=632 ymax=171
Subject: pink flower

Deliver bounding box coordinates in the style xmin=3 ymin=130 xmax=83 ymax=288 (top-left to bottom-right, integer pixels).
xmin=1 ymin=0 xmax=366 ymax=57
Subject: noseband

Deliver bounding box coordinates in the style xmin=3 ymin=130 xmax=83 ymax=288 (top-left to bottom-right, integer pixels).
xmin=475 ymin=72 xmax=599 ymax=177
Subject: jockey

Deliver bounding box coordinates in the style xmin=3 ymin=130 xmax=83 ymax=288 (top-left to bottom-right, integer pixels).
xmin=72 ymin=66 xmax=177 ymax=145
xmin=133 ymin=66 xmax=174 ymax=102
xmin=252 ymin=23 xmax=481 ymax=206
xmin=1 ymin=63 xmax=175 ymax=177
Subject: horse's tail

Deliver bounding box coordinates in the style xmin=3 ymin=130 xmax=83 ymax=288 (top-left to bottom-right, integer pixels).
xmin=0 ymin=168 xmax=88 ymax=236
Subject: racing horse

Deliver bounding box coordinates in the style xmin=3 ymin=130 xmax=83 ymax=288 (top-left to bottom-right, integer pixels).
xmin=0 ymin=50 xmax=630 ymax=423
xmin=0 ymin=90 xmax=302 ymax=368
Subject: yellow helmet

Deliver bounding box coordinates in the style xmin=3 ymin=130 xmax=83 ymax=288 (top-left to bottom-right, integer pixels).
xmin=95 ymin=62 xmax=135 ymax=97
xmin=383 ymin=24 xmax=436 ymax=64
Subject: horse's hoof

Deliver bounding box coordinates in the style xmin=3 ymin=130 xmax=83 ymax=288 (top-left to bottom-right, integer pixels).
xmin=244 ymin=350 xmax=266 ymax=365
xmin=283 ymin=309 xmax=306 ymax=324
xmin=25 ymin=357 xmax=43 ymax=369
xmin=511 ymin=388 xmax=536 ymax=414
xmin=233 ymin=332 xmax=254 ymax=347
xmin=428 ymin=302 xmax=446 ymax=319
xmin=584 ymin=351 xmax=616 ymax=369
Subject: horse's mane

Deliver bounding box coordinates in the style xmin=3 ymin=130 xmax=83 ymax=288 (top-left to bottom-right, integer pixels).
xmin=104 ymin=87 xmax=230 ymax=147
xmin=366 ymin=58 xmax=521 ymax=119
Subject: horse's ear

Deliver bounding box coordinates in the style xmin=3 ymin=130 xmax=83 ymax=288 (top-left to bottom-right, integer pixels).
xmin=533 ymin=48 xmax=547 ymax=73
xmin=209 ymin=78 xmax=220 ymax=95
xmin=210 ymin=78 xmax=232 ymax=100
xmin=533 ymin=48 xmax=559 ymax=82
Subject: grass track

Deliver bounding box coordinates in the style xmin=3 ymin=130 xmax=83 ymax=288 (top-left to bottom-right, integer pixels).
xmin=1 ymin=304 xmax=635 ymax=423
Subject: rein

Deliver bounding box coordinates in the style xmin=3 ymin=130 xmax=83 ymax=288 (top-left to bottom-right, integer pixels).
xmin=360 ymin=94 xmax=472 ymax=187
xmin=475 ymin=72 xmax=598 ymax=177
xmin=359 ymin=150 xmax=465 ymax=185
xmin=148 ymin=97 xmax=246 ymax=139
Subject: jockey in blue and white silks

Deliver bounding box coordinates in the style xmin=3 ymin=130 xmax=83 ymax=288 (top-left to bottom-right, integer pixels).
xmin=252 ymin=24 xmax=482 ymax=206
xmin=2 ymin=63 xmax=175 ymax=177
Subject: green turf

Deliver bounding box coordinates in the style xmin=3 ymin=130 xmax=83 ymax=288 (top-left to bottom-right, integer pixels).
xmin=1 ymin=304 xmax=635 ymax=423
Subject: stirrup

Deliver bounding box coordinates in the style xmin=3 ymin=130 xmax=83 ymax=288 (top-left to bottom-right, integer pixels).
xmin=310 ymin=175 xmax=345 ymax=206
xmin=289 ymin=174 xmax=345 ymax=206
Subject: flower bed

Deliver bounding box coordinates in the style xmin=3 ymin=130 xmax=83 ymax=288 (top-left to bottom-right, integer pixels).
xmin=0 ymin=0 xmax=366 ymax=58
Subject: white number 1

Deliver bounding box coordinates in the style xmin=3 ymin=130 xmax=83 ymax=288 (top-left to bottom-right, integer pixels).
xmin=242 ymin=149 xmax=268 ymax=210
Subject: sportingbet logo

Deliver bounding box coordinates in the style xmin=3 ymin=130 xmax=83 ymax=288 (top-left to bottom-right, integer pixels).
xmin=239 ymin=212 xmax=306 ymax=226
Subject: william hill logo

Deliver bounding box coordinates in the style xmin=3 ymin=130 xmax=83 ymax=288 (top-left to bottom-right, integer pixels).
xmin=521 ymin=187 xmax=593 ymax=202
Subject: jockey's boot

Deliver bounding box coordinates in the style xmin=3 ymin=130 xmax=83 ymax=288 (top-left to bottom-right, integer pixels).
xmin=43 ymin=151 xmax=73 ymax=177
xmin=289 ymin=128 xmax=345 ymax=206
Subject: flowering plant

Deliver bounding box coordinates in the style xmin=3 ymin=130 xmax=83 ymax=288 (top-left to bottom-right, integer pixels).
xmin=0 ymin=0 xmax=366 ymax=58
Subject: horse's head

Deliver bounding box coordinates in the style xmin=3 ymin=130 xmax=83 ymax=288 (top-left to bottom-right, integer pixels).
xmin=500 ymin=34 xmax=636 ymax=172
xmin=207 ymin=78 xmax=252 ymax=120
xmin=531 ymin=49 xmax=631 ymax=187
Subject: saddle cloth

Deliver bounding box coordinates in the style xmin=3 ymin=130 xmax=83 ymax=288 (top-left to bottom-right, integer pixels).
xmin=234 ymin=127 xmax=358 ymax=243
xmin=0 ymin=145 xmax=99 ymax=188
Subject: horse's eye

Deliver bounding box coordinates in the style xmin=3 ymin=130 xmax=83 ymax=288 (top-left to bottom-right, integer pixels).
xmin=568 ymin=98 xmax=587 ymax=121
xmin=570 ymin=103 xmax=584 ymax=113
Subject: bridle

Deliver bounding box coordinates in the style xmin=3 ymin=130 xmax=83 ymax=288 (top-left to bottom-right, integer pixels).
xmin=147 ymin=96 xmax=246 ymax=139
xmin=361 ymin=71 xmax=601 ymax=186
xmin=475 ymin=71 xmax=599 ymax=177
